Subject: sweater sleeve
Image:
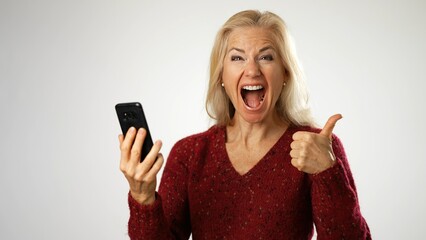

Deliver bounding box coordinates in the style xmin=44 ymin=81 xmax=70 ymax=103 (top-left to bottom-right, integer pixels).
xmin=127 ymin=139 xmax=192 ymax=240
xmin=128 ymin=192 xmax=170 ymax=239
xmin=310 ymin=134 xmax=371 ymax=240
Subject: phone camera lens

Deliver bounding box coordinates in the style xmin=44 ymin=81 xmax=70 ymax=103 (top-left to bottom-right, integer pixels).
xmin=123 ymin=112 xmax=129 ymax=121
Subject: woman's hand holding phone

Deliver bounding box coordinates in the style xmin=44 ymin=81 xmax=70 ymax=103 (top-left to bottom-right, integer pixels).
xmin=118 ymin=127 xmax=164 ymax=205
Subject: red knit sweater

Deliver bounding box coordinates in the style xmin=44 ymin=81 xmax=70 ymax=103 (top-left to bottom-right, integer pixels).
xmin=128 ymin=125 xmax=371 ymax=239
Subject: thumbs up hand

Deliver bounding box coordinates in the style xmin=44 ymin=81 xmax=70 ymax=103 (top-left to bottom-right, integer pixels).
xmin=290 ymin=114 xmax=343 ymax=174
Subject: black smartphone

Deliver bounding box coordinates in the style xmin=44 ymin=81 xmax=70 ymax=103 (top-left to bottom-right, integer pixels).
xmin=115 ymin=102 xmax=154 ymax=162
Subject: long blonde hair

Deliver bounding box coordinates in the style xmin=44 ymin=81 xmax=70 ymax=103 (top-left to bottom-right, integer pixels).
xmin=205 ymin=10 xmax=314 ymax=126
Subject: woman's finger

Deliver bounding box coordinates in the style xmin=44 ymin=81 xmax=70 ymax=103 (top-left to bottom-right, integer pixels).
xmin=144 ymin=153 xmax=164 ymax=182
xmin=292 ymin=131 xmax=314 ymax=142
xmin=118 ymin=134 xmax=124 ymax=146
xmin=289 ymin=149 xmax=300 ymax=158
xmin=291 ymin=158 xmax=303 ymax=171
xmin=129 ymin=128 xmax=147 ymax=164
xmin=118 ymin=134 xmax=127 ymax=172
xmin=120 ymin=127 xmax=137 ymax=159
xmin=139 ymin=140 xmax=163 ymax=174
xmin=290 ymin=140 xmax=307 ymax=150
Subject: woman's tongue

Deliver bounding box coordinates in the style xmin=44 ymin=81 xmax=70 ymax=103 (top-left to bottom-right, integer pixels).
xmin=243 ymin=90 xmax=263 ymax=108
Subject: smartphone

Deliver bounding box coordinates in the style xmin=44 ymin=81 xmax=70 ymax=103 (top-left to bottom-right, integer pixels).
xmin=115 ymin=102 xmax=154 ymax=162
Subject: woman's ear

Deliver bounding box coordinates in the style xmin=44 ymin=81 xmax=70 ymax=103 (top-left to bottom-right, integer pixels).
xmin=284 ymin=68 xmax=290 ymax=78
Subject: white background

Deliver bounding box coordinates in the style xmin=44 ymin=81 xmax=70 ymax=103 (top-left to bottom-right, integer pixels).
xmin=1 ymin=0 xmax=425 ymax=239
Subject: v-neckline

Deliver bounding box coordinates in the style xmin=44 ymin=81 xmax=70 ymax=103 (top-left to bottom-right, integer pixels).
xmin=220 ymin=126 xmax=293 ymax=177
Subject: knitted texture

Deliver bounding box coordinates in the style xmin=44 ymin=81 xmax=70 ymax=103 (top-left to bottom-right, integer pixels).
xmin=128 ymin=125 xmax=371 ymax=239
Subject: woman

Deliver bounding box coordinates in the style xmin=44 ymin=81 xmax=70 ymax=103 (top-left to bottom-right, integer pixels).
xmin=119 ymin=10 xmax=371 ymax=239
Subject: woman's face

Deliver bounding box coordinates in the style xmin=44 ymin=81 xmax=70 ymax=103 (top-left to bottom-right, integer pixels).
xmin=222 ymin=27 xmax=286 ymax=124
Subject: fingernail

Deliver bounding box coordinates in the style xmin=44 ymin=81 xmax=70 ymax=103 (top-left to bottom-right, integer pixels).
xmin=155 ymin=140 xmax=163 ymax=146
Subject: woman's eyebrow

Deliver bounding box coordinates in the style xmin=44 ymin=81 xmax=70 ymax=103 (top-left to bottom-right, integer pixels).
xmin=228 ymin=46 xmax=274 ymax=54
xmin=259 ymin=46 xmax=273 ymax=53
xmin=228 ymin=47 xmax=245 ymax=54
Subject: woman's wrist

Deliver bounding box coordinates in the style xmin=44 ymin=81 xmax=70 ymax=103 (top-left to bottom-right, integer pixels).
xmin=130 ymin=191 xmax=156 ymax=205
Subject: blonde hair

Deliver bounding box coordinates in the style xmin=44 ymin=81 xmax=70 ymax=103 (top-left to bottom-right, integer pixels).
xmin=205 ymin=10 xmax=314 ymax=127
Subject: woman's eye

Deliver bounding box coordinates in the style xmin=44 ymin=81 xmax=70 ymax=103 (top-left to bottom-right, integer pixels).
xmin=260 ymin=55 xmax=274 ymax=61
xmin=231 ymin=55 xmax=243 ymax=61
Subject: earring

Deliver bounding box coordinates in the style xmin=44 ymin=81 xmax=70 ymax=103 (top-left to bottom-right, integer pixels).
xmin=221 ymin=82 xmax=224 ymax=87
xmin=283 ymin=82 xmax=286 ymax=87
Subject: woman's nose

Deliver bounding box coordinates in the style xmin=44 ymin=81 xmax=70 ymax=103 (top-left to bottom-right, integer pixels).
xmin=244 ymin=59 xmax=261 ymax=77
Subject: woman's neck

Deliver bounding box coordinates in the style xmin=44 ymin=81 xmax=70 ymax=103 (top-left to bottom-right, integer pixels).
xmin=226 ymin=112 xmax=288 ymax=147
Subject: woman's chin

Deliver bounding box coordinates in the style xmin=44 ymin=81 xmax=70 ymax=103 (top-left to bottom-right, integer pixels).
xmin=238 ymin=108 xmax=269 ymax=124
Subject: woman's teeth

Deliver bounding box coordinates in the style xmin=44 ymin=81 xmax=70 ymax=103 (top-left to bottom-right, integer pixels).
xmin=242 ymin=85 xmax=264 ymax=91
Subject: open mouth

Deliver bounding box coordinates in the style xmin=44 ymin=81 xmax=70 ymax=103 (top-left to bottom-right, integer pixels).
xmin=241 ymin=85 xmax=265 ymax=109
